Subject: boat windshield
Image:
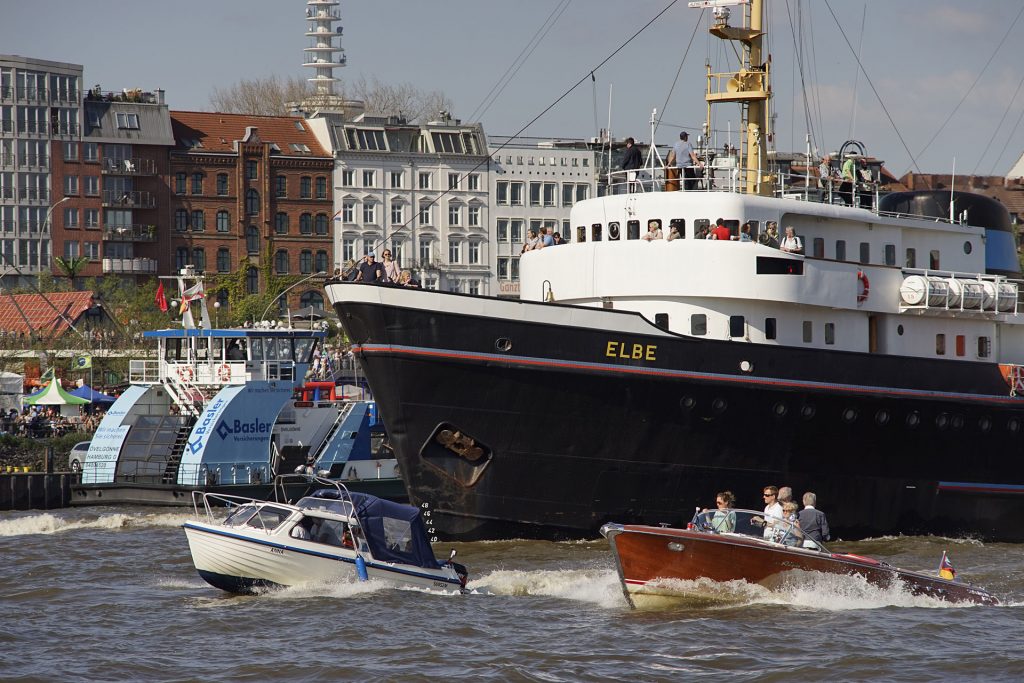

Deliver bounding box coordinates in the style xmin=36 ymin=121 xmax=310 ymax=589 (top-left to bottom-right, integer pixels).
xmin=296 ymin=496 xmax=355 ymax=517
xmin=236 ymin=505 xmax=292 ymax=532
xmin=691 ymin=508 xmax=829 ymax=552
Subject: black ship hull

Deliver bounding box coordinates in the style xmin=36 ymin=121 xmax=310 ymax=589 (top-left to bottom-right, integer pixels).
xmin=330 ymin=283 xmax=1024 ymax=542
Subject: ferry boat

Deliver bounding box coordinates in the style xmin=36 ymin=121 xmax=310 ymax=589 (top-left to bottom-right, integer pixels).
xmin=325 ymin=0 xmax=1024 ymax=541
xmin=72 ymin=270 xmax=404 ymax=506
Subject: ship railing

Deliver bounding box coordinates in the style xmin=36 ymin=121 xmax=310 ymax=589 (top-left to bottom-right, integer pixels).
xmin=691 ymin=508 xmax=830 ymax=553
xmin=129 ymin=359 xmax=160 ymax=384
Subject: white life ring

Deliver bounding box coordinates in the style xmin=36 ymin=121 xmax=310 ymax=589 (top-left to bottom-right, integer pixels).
xmin=857 ymin=270 xmax=870 ymax=303
xmin=177 ymin=366 xmax=194 ymax=382
xmin=217 ymin=364 xmax=231 ymax=382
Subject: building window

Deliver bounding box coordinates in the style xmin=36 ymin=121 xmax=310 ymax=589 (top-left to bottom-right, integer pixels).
xmin=300 ymin=176 xmax=311 ymax=199
xmin=84 ymin=177 xmax=99 ymax=196
xmin=83 ymin=143 xmax=99 ymax=162
xmin=246 ymin=189 xmax=259 ymax=215
xmin=419 ymin=202 xmax=431 ymax=225
xmin=468 ymin=205 xmax=480 ymax=227
xmin=510 ymin=182 xmax=524 ymax=206
xmin=64 ymin=208 xmax=79 ymax=228
xmin=497 ymin=219 xmax=509 ymax=242
xmin=64 ymin=176 xmax=78 ymax=196
xmin=390 ymin=171 xmax=403 ymax=189
xmin=84 ymin=241 xmax=99 ymax=259
xmin=274 ymin=212 xmax=288 ymax=235
xmin=315 ymin=176 xmax=327 ymax=199
xmin=363 ymin=203 xmax=376 ymax=224
xmin=496 ymin=181 xmax=508 ymax=205
xmin=543 ymin=183 xmax=557 ymax=207
xmin=217 ymin=247 xmax=230 ymax=272
xmin=300 ymin=213 xmax=312 ymax=235
xmin=315 ymin=250 xmax=328 ymax=273
xmin=245 ymin=160 xmax=257 ymax=180
xmin=419 ymin=239 xmax=432 ymax=264
xmin=175 ymin=247 xmax=189 ymax=270
xmin=216 ymin=173 xmax=228 ymax=195
xmin=246 ymin=225 xmax=259 ymax=253
xmin=246 ymin=266 xmax=259 ymax=294
xmin=448 ymin=239 xmax=461 ymax=264
xmin=301 ymin=290 xmax=325 ymax=309
xmin=448 ymin=203 xmax=460 ymax=226
xmin=63 ymin=241 xmax=80 ymax=259
xmin=275 ymin=250 xmax=289 ymax=274
xmin=468 ymin=241 xmax=480 ymax=264
xmin=562 ymin=184 xmax=574 ymax=207
xmin=300 ymin=250 xmax=313 ymax=274
xmin=418 ymin=172 xmax=431 ymax=189
xmin=511 ymin=219 xmax=523 ymax=243
xmin=115 ymin=112 xmax=139 ymax=129
xmin=362 ymin=170 xmax=375 ymax=187
xmin=529 ymin=182 xmax=541 ymax=207
xmin=691 ymin=314 xmax=707 ymax=336
xmin=174 ymin=172 xmax=186 ymax=195
xmin=191 ymin=172 xmax=203 ymax=195
xmin=84 ymin=209 xmax=99 ymax=228
xmin=576 ymin=185 xmax=589 ymax=202
xmin=315 ymin=213 xmax=328 ymax=235
xmin=448 ymin=173 xmax=459 ymax=190
xmin=191 ymin=210 xmax=205 ymax=232
xmin=217 ymin=210 xmax=231 ymax=233
xmin=342 ymin=169 xmax=354 ymax=187
xmin=343 ymin=238 xmax=355 ymax=261
xmin=192 ymin=247 xmax=206 ymax=271
xmin=275 ymin=175 xmax=287 ymax=198
xmin=63 ymin=142 xmax=78 ymax=161
xmin=391 ymin=201 xmax=403 ymax=225
xmin=342 ymin=200 xmax=354 ymax=223
xmin=468 ymin=174 xmax=480 ymax=191
xmin=174 ymin=209 xmax=188 ymax=232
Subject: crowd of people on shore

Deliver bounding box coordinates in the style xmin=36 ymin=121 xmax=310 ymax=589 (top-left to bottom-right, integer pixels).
xmin=0 ymin=406 xmax=102 ymax=439
xmin=705 ymin=484 xmax=830 ymax=547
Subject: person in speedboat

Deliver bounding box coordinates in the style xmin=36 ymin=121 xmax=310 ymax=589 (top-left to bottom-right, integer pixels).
xmin=779 ymin=501 xmax=804 ymax=546
xmin=751 ymin=485 xmax=784 ymax=539
xmin=706 ymin=491 xmax=736 ymax=532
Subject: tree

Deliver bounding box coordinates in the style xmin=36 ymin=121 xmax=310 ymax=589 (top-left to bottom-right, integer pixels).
xmin=209 ymin=75 xmax=313 ymax=116
xmin=53 ymin=255 xmax=90 ymax=289
xmin=348 ymin=75 xmax=452 ymax=123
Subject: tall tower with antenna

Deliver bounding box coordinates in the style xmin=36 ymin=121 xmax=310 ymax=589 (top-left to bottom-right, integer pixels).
xmin=296 ymin=0 xmax=359 ymax=115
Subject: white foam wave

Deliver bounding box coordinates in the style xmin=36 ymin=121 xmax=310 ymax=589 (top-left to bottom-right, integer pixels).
xmin=469 ymin=568 xmax=627 ymax=608
xmin=0 ymin=510 xmax=195 ymax=537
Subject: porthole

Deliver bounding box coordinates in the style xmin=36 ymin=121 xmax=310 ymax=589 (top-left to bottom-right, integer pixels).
xmin=712 ymin=398 xmax=728 ymax=414
xmin=964 ymin=241 xmax=972 ymax=255
xmin=979 ymin=416 xmax=992 ymax=433
xmin=875 ymin=410 xmax=890 ymax=426
xmin=935 ymin=413 xmax=949 ymax=430
xmin=897 ymin=325 xmax=904 ymax=336
xmin=951 ymin=414 xmax=964 ymax=430
xmin=608 ymin=222 xmax=621 ymax=240
xmin=842 ymin=408 xmax=858 ymax=423
xmin=773 ymin=402 xmax=788 ymax=418
xmin=906 ymin=411 xmax=920 ymax=428
xmin=801 ymin=405 xmax=816 ymax=420
xmin=680 ymin=396 xmax=696 ymax=410
xmin=495 ymin=338 xmax=512 ymax=352
xmin=740 ymin=360 xmax=754 ymax=373
xmin=1008 ymin=418 xmax=1020 ymax=433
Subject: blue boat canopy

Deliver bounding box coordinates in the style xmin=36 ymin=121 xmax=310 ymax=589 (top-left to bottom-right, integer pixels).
xmin=311 ymin=489 xmax=438 ymax=569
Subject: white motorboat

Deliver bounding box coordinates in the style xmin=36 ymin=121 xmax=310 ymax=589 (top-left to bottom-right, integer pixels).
xmin=183 ymin=475 xmax=468 ymax=594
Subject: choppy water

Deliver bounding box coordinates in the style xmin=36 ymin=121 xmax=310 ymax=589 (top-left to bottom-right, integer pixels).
xmin=1 ymin=507 xmax=1023 ymax=682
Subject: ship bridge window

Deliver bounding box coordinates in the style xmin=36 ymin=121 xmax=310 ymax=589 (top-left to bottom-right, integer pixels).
xmin=627 ymin=220 xmax=640 ymax=240
xmin=670 ymin=218 xmax=685 ymax=238
xmin=825 ymin=323 xmax=835 ymax=345
xmin=592 ymin=223 xmax=602 ymax=241
xmin=978 ymin=336 xmax=991 ymax=358
xmin=729 ymin=315 xmax=745 ymax=338
xmin=608 ymin=221 xmax=621 ymax=240
xmin=655 ymin=313 xmax=669 ymax=330
xmin=906 ymin=248 xmax=916 ymax=268
xmin=756 ymin=257 xmax=804 ymax=275
xmin=936 ymin=334 xmax=946 ymax=356
xmin=835 ymin=240 xmax=846 ymax=261
xmin=812 ymin=237 xmax=824 ymax=258
xmin=884 ymin=244 xmax=896 ymax=266
xmin=930 ymin=250 xmax=941 ymax=269
xmin=294 ymin=338 xmax=317 ymax=363
xmin=694 ymin=219 xmax=710 ymax=239
xmin=576 ymin=225 xmax=586 ymax=243
xmin=859 ymin=242 xmax=870 ymax=264
xmin=765 ymin=317 xmax=777 ymax=340
xmin=803 ymin=321 xmax=813 ymax=343
xmin=691 ymin=314 xmax=707 ymax=336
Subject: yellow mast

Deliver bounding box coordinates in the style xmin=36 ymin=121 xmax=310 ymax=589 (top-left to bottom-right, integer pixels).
xmin=703 ymin=0 xmax=770 ymax=195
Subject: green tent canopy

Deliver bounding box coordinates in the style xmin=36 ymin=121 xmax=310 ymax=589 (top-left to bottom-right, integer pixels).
xmin=23 ymin=379 xmax=91 ymax=406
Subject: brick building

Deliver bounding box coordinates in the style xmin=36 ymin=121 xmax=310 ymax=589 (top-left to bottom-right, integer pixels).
xmin=168 ymin=112 xmax=334 ymax=312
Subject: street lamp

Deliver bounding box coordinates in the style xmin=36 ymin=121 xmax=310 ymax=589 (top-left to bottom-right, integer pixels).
xmin=43 ymin=196 xmax=71 ymax=273
xmin=213 ymin=300 xmax=221 ymax=328
xmin=259 ymin=271 xmax=327 ymax=327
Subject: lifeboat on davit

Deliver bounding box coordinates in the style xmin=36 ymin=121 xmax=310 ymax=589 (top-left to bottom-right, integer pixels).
xmin=601 ymin=509 xmax=998 ymax=608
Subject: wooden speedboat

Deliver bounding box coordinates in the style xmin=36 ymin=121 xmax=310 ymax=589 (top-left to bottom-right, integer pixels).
xmin=601 ymin=509 xmax=998 ymax=608
xmin=183 ymin=475 xmax=467 ymax=594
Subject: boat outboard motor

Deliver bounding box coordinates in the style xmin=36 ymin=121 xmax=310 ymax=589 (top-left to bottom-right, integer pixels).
xmin=446 ymin=549 xmax=468 ymax=591
xmin=878 ymin=190 xmax=1019 ymax=276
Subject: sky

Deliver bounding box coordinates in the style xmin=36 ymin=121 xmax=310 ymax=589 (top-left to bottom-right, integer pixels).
xmin=4 ymin=0 xmax=1024 ymax=176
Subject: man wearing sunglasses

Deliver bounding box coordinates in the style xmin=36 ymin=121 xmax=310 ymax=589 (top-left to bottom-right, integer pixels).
xmin=751 ymin=485 xmax=784 ymax=539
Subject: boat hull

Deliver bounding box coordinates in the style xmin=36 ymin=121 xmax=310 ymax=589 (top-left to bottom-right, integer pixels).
xmin=329 ymin=283 xmax=1024 ymax=541
xmin=602 ymin=524 xmax=998 ymax=607
xmin=183 ymin=522 xmax=460 ymax=593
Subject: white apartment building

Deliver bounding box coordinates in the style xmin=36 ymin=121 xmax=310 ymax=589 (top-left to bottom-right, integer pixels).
xmin=309 ymin=113 xmax=490 ymax=293
xmin=489 ymin=137 xmax=597 ymax=299
xmin=0 ymin=55 xmax=82 ymax=286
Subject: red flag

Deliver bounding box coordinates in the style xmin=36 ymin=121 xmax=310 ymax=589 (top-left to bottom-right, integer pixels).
xmin=155 ymin=281 xmax=168 ymax=312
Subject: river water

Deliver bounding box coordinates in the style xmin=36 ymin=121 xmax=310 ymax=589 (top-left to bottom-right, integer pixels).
xmin=1 ymin=506 xmax=1022 ymax=682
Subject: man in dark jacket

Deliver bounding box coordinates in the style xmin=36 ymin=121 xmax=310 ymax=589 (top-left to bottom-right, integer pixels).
xmin=620 ymin=137 xmax=642 ymax=192
xmin=356 ymin=252 xmax=386 ymax=284
xmin=798 ymin=491 xmax=830 ymax=544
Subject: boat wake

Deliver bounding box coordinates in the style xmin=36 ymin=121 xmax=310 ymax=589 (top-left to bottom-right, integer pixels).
xmin=469 ymin=568 xmax=626 ymax=608
xmin=0 ymin=510 xmax=194 ymax=537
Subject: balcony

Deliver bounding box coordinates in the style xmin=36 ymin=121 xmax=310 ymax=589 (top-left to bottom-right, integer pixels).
xmin=102 ymin=190 xmax=156 ymax=209
xmin=103 ymin=224 xmax=157 ymax=242
xmin=16 ymin=153 xmax=48 ymax=169
xmin=101 ymin=157 xmax=157 ymax=176
xmin=16 ymin=87 xmax=49 ymax=102
xmin=302 ymin=52 xmax=347 ymax=67
xmin=18 ymin=188 xmax=49 ymax=202
xmin=102 ymin=257 xmax=157 ymax=274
